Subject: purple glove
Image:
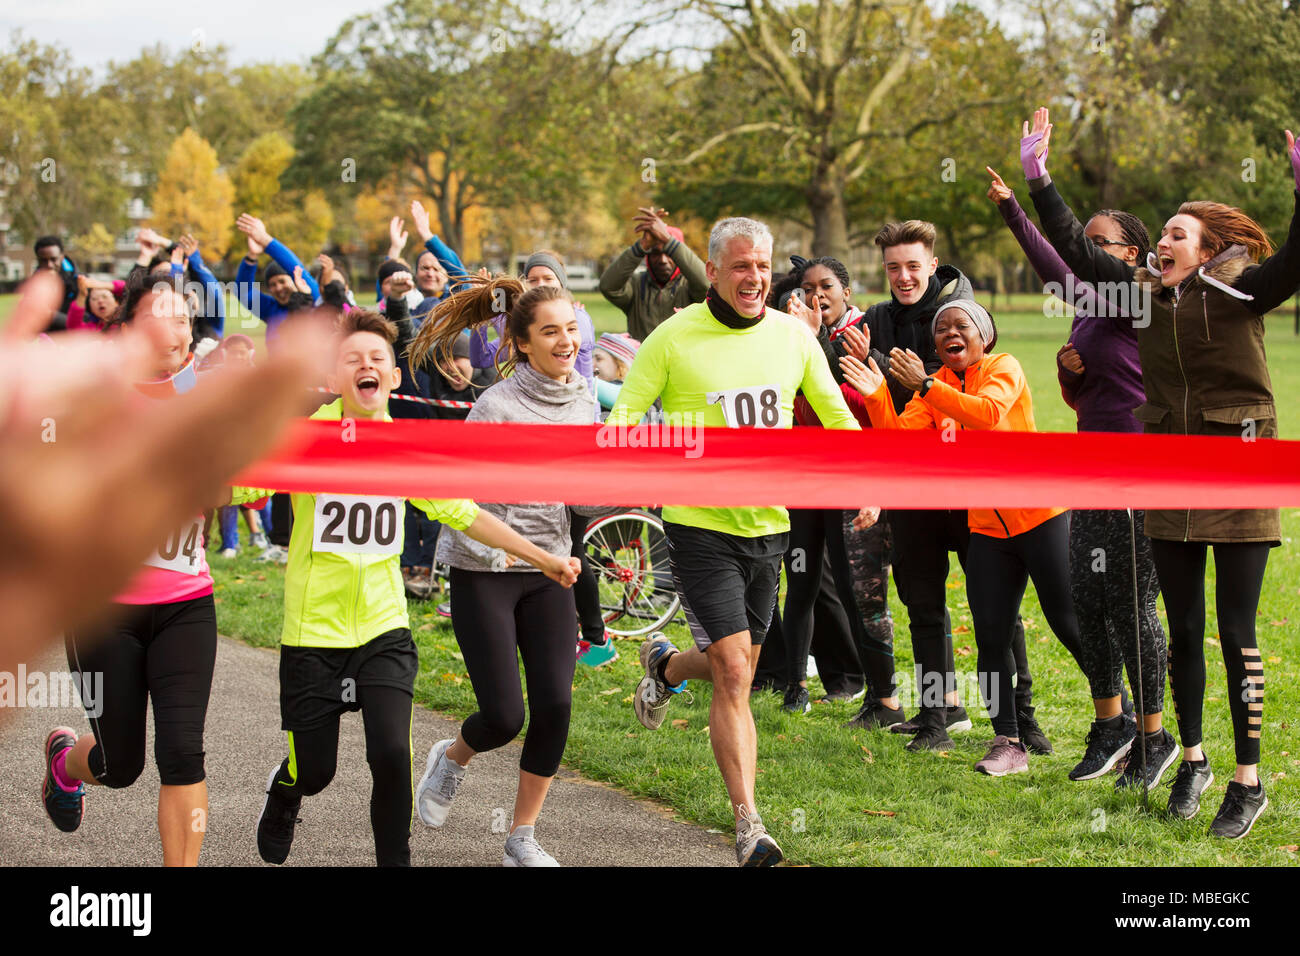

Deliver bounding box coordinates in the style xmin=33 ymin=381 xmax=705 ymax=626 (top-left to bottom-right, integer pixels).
xmin=1291 ymin=134 xmax=1300 ymax=192
xmin=1021 ymin=132 xmax=1048 ymax=180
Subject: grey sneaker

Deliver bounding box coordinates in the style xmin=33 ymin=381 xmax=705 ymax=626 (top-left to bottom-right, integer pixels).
xmin=974 ymin=735 xmax=1029 ymax=776
xmin=633 ymin=633 xmax=686 ymax=731
xmin=503 ymin=825 xmax=560 ymax=867
xmin=415 ymin=738 xmax=464 ymax=828
xmin=734 ymin=804 xmax=783 ymax=867
xmin=256 ymin=545 xmax=288 ymax=564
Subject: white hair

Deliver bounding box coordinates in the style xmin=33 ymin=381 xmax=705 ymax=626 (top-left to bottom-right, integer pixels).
xmin=708 ymin=217 xmax=774 ymax=264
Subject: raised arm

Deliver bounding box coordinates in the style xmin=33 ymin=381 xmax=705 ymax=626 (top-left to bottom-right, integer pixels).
xmin=598 ymin=243 xmax=641 ymax=311
xmin=1234 ymin=131 xmax=1300 ymax=314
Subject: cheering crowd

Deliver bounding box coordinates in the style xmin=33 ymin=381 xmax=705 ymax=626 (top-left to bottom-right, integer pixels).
xmin=23 ymin=108 xmax=1300 ymax=866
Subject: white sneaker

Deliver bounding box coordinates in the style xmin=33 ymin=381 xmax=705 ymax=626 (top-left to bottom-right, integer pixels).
xmin=220 ymin=547 xmax=238 ymax=559
xmin=734 ymin=804 xmax=783 ymax=867
xmin=502 ymin=825 xmax=560 ymax=867
xmin=415 ymin=738 xmax=464 ymax=827
xmin=250 ymin=532 xmax=269 ymax=551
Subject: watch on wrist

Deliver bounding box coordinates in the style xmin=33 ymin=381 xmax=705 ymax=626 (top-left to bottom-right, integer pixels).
xmin=919 ymin=376 xmax=935 ymax=397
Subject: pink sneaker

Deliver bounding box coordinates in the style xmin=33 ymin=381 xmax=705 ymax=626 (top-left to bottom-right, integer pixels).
xmin=974 ymin=735 xmax=1029 ymax=776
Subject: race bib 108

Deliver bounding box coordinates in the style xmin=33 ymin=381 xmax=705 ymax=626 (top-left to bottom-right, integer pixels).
xmin=143 ymin=517 xmax=205 ymax=575
xmin=313 ymin=495 xmax=404 ymax=556
xmin=706 ymin=383 xmax=782 ymax=428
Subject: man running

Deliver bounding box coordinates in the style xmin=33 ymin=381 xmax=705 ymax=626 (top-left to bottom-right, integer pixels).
xmin=606 ymin=216 xmax=860 ymax=867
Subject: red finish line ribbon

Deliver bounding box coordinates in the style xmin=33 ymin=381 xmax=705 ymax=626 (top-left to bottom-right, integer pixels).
xmin=234 ymin=418 xmax=1300 ymax=510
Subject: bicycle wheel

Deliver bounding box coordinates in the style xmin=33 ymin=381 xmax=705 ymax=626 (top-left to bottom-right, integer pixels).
xmin=583 ymin=510 xmax=681 ymax=637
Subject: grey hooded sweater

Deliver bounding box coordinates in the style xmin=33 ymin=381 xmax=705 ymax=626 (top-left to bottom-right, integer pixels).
xmin=436 ymin=360 xmax=613 ymax=572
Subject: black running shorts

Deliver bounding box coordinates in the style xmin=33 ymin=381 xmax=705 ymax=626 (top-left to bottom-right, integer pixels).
xmin=279 ymin=628 xmax=418 ymax=732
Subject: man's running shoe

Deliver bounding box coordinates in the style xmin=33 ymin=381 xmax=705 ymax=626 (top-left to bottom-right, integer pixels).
xmin=735 ymin=804 xmax=783 ymax=867
xmin=890 ymin=704 xmax=972 ymax=735
xmin=256 ymin=545 xmax=288 ymax=564
xmin=1116 ymin=728 xmax=1178 ymax=791
xmin=256 ymin=764 xmax=301 ymax=864
xmin=1069 ymin=714 xmax=1137 ymax=781
xmin=577 ymin=637 xmax=618 ymax=667
xmin=1208 ymin=781 xmax=1268 ymax=839
xmin=503 ymin=825 xmax=560 ymax=866
xmin=42 ymin=728 xmax=84 ymax=833
xmin=250 ymin=531 xmax=270 ymax=551
xmin=1168 ymin=759 xmax=1215 ymax=819
xmin=436 ymin=601 xmax=452 ymax=618
xmin=633 ymin=633 xmax=686 ymax=731
xmin=1016 ymin=708 xmax=1053 ymax=755
xmin=782 ymin=685 xmax=811 ymax=715
xmin=974 ymin=735 xmax=1029 ymax=776
xmin=844 ymin=697 xmax=905 ymax=730
xmin=415 ymin=738 xmax=465 ymax=828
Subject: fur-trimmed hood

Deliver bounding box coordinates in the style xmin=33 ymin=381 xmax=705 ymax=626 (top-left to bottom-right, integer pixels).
xmin=1134 ymin=243 xmax=1253 ymax=299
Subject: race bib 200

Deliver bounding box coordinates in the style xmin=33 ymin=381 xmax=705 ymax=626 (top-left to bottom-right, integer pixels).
xmin=312 ymin=495 xmax=404 ymax=556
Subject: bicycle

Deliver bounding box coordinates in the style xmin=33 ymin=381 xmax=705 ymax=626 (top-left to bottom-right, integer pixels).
xmin=582 ymin=509 xmax=681 ymax=637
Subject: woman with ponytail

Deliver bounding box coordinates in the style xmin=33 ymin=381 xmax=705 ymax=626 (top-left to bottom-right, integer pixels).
xmin=408 ymin=276 xmax=608 ymax=866
xmin=1024 ymin=107 xmax=1300 ymax=838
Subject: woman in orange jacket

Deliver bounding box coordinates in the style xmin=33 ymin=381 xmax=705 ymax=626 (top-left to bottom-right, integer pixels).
xmin=841 ymin=299 xmax=1087 ymax=777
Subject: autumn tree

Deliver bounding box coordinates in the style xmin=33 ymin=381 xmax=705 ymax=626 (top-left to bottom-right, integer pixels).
xmin=150 ymin=128 xmax=234 ymax=257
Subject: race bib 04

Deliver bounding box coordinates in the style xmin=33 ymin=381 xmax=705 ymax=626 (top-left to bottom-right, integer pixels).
xmin=706 ymin=383 xmax=782 ymax=428
xmin=143 ymin=517 xmax=205 ymax=575
xmin=313 ymin=495 xmax=404 ymax=556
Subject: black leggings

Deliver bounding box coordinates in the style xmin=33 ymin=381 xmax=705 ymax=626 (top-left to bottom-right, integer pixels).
xmin=1070 ymin=509 xmax=1166 ymax=714
xmin=967 ymin=513 xmax=1087 ymax=738
xmin=782 ymin=508 xmax=894 ymax=696
xmin=890 ymin=510 xmax=1033 ymax=714
xmin=569 ymin=508 xmax=606 ymax=643
xmin=272 ymin=684 xmax=414 ymax=867
xmin=65 ymin=594 xmax=217 ymax=787
xmin=450 ymin=568 xmax=577 ymax=777
xmin=1150 ymin=539 xmax=1270 ymax=766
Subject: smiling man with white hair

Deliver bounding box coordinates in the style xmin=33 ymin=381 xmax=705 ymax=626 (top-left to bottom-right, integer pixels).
xmin=606 ymin=216 xmax=861 ymax=866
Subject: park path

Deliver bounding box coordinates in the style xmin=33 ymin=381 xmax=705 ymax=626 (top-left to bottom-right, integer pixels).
xmin=0 ymin=636 xmax=734 ymax=867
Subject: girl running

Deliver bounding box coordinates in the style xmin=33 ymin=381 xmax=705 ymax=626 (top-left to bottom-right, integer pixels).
xmin=987 ymin=158 xmax=1169 ymax=790
xmin=1024 ymin=108 xmax=1300 ymax=836
xmin=40 ymin=272 xmax=246 ymax=865
xmin=407 ymin=276 xmax=610 ymax=866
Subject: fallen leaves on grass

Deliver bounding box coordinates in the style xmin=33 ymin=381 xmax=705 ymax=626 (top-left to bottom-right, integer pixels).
xmin=1271 ymin=619 xmax=1289 ymax=627
xmin=599 ymin=688 xmax=620 ymax=696
xmin=1281 ymin=845 xmax=1298 ymax=854
xmin=953 ymin=625 xmax=971 ymax=635
xmin=956 ymin=645 xmax=972 ymax=656
xmin=860 ymin=746 xmax=875 ymax=764
xmin=439 ymin=672 xmax=463 ymax=684
xmin=985 ymin=850 xmax=999 ymax=857
xmin=862 ymin=809 xmax=895 ymax=817
xmin=671 ymin=719 xmax=689 ymax=729
xmin=1269 ymin=656 xmax=1282 ymax=664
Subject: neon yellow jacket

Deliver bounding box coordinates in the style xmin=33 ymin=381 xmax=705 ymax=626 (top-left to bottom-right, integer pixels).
xmin=238 ymin=399 xmax=478 ymax=649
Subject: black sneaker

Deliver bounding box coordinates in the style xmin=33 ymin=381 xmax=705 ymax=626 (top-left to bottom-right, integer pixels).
xmin=41 ymin=727 xmax=85 ymax=833
xmin=1167 ymin=759 xmax=1214 ymax=819
xmin=1208 ymin=781 xmax=1268 ymax=839
xmin=905 ymin=715 xmax=956 ymax=752
xmin=782 ymin=685 xmax=811 ymax=715
xmin=1017 ymin=709 xmax=1053 ymax=755
xmin=1116 ymin=728 xmax=1179 ymax=791
xmin=889 ymin=705 xmax=973 ymax=735
xmin=256 ymin=764 xmax=301 ymax=865
xmin=1069 ymin=714 xmax=1137 ymax=781
xmin=844 ymin=698 xmax=905 ymax=730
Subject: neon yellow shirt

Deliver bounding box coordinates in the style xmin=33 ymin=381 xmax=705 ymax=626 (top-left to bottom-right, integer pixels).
xmin=607 ymin=301 xmax=859 ymax=537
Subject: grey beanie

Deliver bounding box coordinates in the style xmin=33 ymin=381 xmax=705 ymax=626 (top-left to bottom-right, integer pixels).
xmin=931 ymin=299 xmax=995 ymax=347
xmin=523 ymin=252 xmax=567 ymax=288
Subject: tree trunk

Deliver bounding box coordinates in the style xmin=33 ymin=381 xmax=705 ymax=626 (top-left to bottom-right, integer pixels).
xmin=808 ymin=172 xmax=849 ymax=260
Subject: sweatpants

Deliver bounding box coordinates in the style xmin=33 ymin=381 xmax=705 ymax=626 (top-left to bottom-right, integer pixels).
xmin=450 ymin=568 xmax=577 ymax=776
xmin=1150 ymin=539 xmax=1270 ymax=766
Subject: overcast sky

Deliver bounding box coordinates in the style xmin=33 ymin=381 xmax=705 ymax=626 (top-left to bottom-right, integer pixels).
xmin=2 ymin=0 xmax=369 ymax=69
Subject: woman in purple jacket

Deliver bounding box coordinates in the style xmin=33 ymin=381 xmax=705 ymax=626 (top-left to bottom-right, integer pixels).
xmin=986 ymin=159 xmax=1172 ymax=793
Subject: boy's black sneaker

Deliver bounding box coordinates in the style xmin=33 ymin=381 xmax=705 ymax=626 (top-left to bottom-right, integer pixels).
xmin=1116 ymin=728 xmax=1179 ymax=791
xmin=41 ymin=727 xmax=85 ymax=833
xmin=844 ymin=698 xmax=905 ymax=730
xmin=1016 ymin=708 xmax=1053 ymax=755
xmin=1208 ymin=781 xmax=1268 ymax=839
xmin=782 ymin=685 xmax=811 ymax=715
xmin=257 ymin=764 xmax=302 ymax=865
xmin=889 ymin=705 xmax=972 ymax=735
xmin=1167 ymin=759 xmax=1215 ymax=819
xmin=1069 ymin=714 xmax=1137 ymax=781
